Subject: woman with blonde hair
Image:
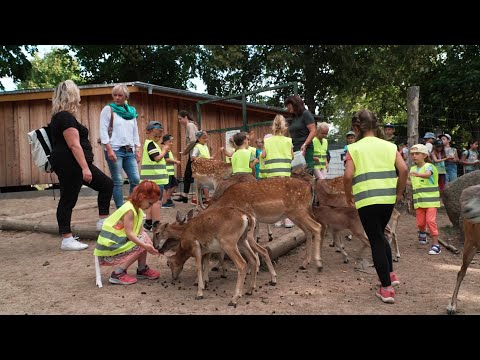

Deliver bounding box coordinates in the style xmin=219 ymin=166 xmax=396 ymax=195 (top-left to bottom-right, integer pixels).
xmin=50 ymin=80 xmax=113 ymax=251
xmin=99 ymin=84 xmax=141 ymax=209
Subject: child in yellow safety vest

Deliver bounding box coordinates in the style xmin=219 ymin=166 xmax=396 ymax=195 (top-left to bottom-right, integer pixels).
xmin=231 ymin=132 xmax=258 ymax=175
xmin=94 ymin=180 xmax=161 ymax=285
xmin=262 ymin=115 xmax=294 ymax=228
xmin=140 ymin=121 xmax=170 ymax=231
xmin=161 ymin=134 xmax=181 ymax=209
xmin=313 ymin=122 xmax=329 ymax=179
xmin=409 ymin=143 xmax=441 ymax=255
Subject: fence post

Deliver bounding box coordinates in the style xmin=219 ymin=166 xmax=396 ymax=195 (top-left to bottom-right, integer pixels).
xmin=407 ymin=86 xmax=419 ymax=168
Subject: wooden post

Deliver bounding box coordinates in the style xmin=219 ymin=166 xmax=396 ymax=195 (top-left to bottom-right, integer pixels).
xmin=265 ymin=230 xmax=305 ymax=260
xmin=405 ymin=86 xmax=419 ymax=214
xmin=407 ymin=86 xmax=419 ymax=168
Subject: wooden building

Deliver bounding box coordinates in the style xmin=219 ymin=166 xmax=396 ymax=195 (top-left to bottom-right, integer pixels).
xmin=0 ymin=81 xmax=289 ymax=188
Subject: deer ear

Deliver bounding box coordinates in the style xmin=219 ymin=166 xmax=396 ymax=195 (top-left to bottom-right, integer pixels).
xmin=176 ymin=210 xmax=185 ymax=224
xmin=187 ymin=209 xmax=194 ymax=221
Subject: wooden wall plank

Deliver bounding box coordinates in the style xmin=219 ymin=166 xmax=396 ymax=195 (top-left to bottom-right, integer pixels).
xmin=0 ymin=103 xmax=8 ymax=186
xmin=16 ymin=101 xmax=32 ymax=185
xmin=4 ymin=102 xmax=16 ymax=186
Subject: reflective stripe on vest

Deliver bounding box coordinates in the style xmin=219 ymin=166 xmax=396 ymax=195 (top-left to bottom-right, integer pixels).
xmin=349 ymin=137 xmax=398 ymax=209
xmin=313 ymin=137 xmax=328 ymax=169
xmin=166 ymin=151 xmax=175 ymax=175
xmin=140 ymin=140 xmax=168 ymax=185
xmin=232 ymin=148 xmax=252 ymax=174
xmin=195 ymin=143 xmax=210 ymax=158
xmin=94 ymin=201 xmax=143 ymax=257
xmin=411 ymin=164 xmax=440 ymax=209
xmin=264 ymin=136 xmax=292 ymax=177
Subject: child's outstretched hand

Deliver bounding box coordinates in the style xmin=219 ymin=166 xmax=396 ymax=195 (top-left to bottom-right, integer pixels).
xmin=144 ymin=242 xmax=159 ymax=255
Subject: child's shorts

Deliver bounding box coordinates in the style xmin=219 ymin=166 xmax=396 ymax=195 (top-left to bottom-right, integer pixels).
xmin=164 ymin=175 xmax=178 ymax=190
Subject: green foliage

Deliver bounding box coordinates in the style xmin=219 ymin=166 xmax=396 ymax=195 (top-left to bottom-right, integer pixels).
xmin=69 ymin=45 xmax=198 ymax=89
xmin=17 ymin=47 xmax=83 ymax=90
xmin=0 ymin=45 xmax=36 ymax=90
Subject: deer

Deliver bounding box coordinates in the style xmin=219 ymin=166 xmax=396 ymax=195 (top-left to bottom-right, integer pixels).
xmin=191 ymin=158 xmax=232 ymax=210
xmin=193 ymin=158 xmax=273 ymax=241
xmin=447 ymin=184 xmax=480 ymax=315
xmin=314 ymin=179 xmax=401 ymax=262
xmin=152 ymin=207 xmax=277 ymax=307
xmin=206 ymin=177 xmax=323 ymax=270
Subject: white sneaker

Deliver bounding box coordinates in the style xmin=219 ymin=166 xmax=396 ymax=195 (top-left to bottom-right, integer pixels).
xmin=284 ymin=219 xmax=294 ymax=228
xmin=274 ymin=221 xmax=283 ymax=228
xmin=61 ymin=237 xmax=88 ymax=251
xmin=96 ymin=218 xmax=106 ymax=231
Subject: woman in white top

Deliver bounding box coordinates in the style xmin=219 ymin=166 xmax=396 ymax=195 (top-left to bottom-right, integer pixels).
xmin=99 ymin=84 xmax=141 ymax=209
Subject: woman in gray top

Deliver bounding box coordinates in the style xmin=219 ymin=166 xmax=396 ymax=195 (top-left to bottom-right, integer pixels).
xmin=284 ymin=95 xmax=316 ymax=171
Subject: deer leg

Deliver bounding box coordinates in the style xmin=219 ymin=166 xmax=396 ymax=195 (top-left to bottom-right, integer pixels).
xmin=267 ymin=224 xmax=273 ymax=242
xmin=333 ymin=231 xmax=349 ymax=263
xmin=223 ymin=244 xmax=247 ymax=308
xmin=239 ymin=239 xmax=258 ymax=296
xmin=289 ymin=211 xmax=322 ymax=270
xmin=247 ymin=222 xmax=277 ymax=285
xmin=447 ymin=222 xmax=478 ymax=315
xmin=193 ymin=245 xmax=205 ymax=300
xmin=202 ymin=253 xmax=211 ymax=286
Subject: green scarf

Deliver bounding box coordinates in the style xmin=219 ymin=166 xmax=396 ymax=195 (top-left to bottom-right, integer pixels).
xmin=109 ymin=102 xmax=138 ymax=120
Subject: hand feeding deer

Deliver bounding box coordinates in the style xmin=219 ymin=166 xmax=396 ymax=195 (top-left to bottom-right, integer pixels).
xmin=447 ymin=184 xmax=480 ymax=315
xmin=152 ymin=207 xmax=277 ymax=307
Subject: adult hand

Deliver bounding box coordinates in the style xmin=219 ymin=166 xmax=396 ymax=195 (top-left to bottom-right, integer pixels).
xmin=301 ymin=143 xmax=307 ymax=156
xmin=107 ymin=149 xmax=117 ymax=162
xmin=135 ymin=151 xmax=141 ymax=163
xmin=82 ymin=168 xmax=92 ymax=183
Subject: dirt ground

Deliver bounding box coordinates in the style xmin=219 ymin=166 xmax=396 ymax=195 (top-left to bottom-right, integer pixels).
xmin=0 ymin=192 xmax=479 ymax=315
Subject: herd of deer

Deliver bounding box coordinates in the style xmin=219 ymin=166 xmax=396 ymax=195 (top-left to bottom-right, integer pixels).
xmin=148 ymin=158 xmax=403 ymax=307
xmin=92 ymin=156 xmax=478 ymax=313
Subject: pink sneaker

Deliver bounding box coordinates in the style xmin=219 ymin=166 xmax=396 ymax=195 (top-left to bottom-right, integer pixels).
xmin=109 ymin=271 xmax=137 ymax=285
xmin=390 ymin=272 xmax=400 ymax=287
xmin=376 ymin=286 xmax=395 ymax=304
xmin=136 ymin=265 xmax=160 ymax=280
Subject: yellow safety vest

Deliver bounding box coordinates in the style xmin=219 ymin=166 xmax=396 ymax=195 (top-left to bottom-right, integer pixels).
xmin=140 ymin=140 xmax=168 ymax=185
xmin=194 ymin=143 xmax=210 ymax=158
xmin=411 ymin=164 xmax=440 ymax=209
xmin=232 ymin=148 xmax=252 ymax=174
xmin=264 ymin=136 xmax=292 ymax=178
xmin=166 ymin=150 xmax=175 ymax=176
xmin=313 ymin=137 xmax=328 ymax=170
xmin=349 ymin=137 xmax=398 ymax=209
xmin=94 ymin=201 xmax=143 ymax=257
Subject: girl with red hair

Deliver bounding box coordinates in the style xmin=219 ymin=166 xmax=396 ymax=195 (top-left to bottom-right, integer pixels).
xmin=94 ymin=180 xmax=161 ymax=285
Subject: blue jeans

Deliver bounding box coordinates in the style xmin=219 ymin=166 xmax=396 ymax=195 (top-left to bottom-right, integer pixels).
xmin=105 ymin=148 xmax=140 ymax=208
xmin=445 ymin=163 xmax=457 ymax=183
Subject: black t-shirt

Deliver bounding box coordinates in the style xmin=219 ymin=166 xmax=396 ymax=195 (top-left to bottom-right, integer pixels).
xmin=288 ymin=110 xmax=315 ymax=151
xmin=50 ymin=111 xmax=94 ymax=165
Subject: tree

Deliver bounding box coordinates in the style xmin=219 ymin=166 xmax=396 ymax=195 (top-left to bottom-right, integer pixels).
xmin=69 ymin=45 xmax=199 ymax=89
xmin=17 ymin=47 xmax=83 ymax=90
xmin=0 ymin=45 xmax=36 ymax=90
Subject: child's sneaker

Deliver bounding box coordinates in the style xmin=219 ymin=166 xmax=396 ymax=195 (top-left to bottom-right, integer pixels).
xmin=136 ymin=265 xmax=160 ymax=280
xmin=390 ymin=272 xmax=400 ymax=287
xmin=376 ymin=286 xmax=395 ymax=304
xmin=418 ymin=231 xmax=428 ymax=244
xmin=109 ymin=271 xmax=137 ymax=285
xmin=428 ymin=244 xmax=441 ymax=255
